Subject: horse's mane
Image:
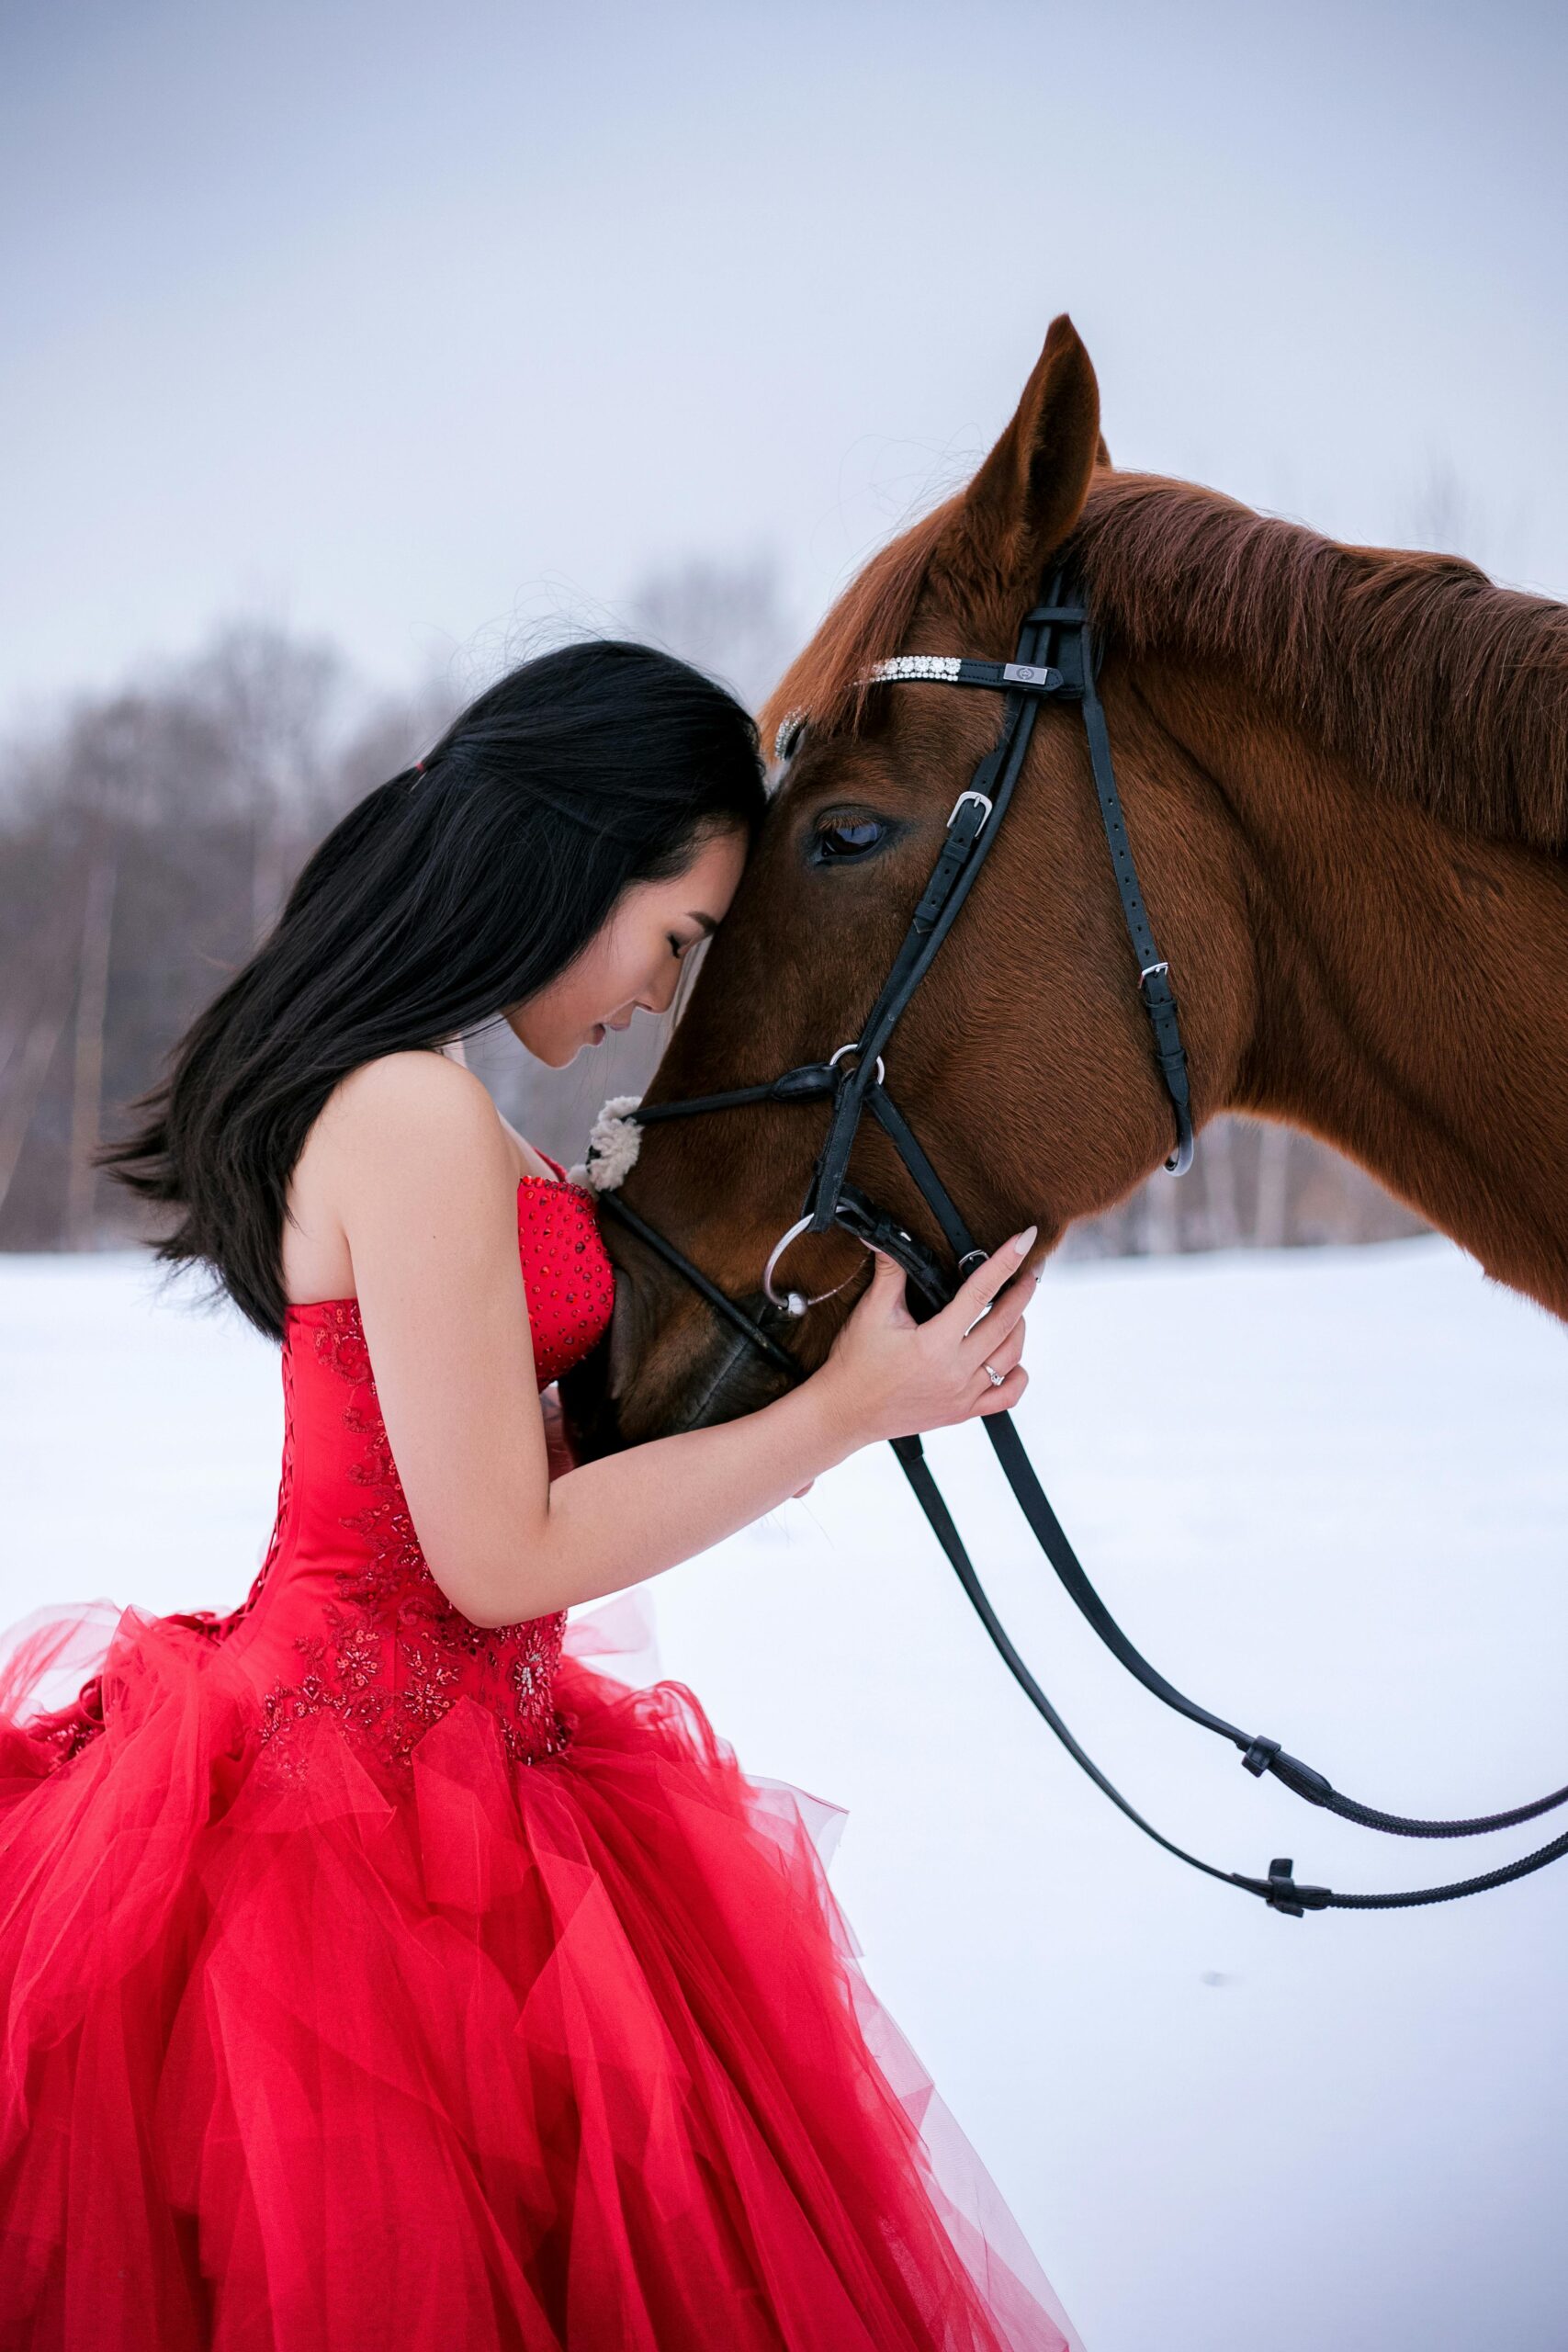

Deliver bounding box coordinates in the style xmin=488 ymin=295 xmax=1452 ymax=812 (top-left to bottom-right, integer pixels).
xmin=1075 ymin=474 xmax=1568 ymax=854
xmin=761 ymin=473 xmax=1568 ymax=857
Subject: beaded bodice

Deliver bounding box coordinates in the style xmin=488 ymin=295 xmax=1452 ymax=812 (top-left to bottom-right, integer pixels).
xmin=226 ymin=1173 xmax=615 ymax=1777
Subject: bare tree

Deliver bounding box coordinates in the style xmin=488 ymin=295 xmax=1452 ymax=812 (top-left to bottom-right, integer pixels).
xmin=67 ymin=846 xmax=118 ymax=1248
xmin=0 ymin=596 xmax=1432 ymax=1260
xmin=623 ymin=554 xmax=798 ymax=716
xmin=180 ymin=622 xmax=346 ymax=942
xmin=0 ymin=957 xmax=75 ymax=1227
xmin=1253 ymin=1121 xmax=1292 ymax=1248
xmin=1201 ymin=1114 xmax=1244 ymax=1249
xmin=1059 ymin=1114 xmax=1426 ymax=1261
xmin=1401 ymin=456 xmax=1492 ymax=571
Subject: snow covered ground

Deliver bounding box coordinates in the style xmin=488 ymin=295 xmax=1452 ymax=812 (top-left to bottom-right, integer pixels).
xmin=3 ymin=1234 xmax=1565 ymax=2352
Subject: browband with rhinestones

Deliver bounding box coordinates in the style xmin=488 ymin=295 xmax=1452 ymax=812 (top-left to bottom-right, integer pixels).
xmin=863 ymin=655 xmax=1064 ymax=694
xmin=772 ymin=654 xmax=1065 ymax=763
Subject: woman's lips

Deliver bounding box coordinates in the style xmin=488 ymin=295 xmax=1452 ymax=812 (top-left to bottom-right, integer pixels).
xmin=589 ymin=1023 xmax=606 ymax=1045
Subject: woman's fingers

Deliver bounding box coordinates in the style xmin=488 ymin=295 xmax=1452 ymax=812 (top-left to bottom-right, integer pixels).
xmin=829 ymin=1229 xmax=1038 ymax=1449
xmin=961 ymin=1265 xmax=1035 ymax=1358
xmin=969 ymin=1327 xmax=1026 ymax=1411
xmin=976 ymin=1363 xmax=1029 ymax=1417
xmin=974 ymin=1319 xmax=1026 ymax=1388
xmin=864 ymin=1247 xmax=916 ymax=1325
xmin=939 ymin=1225 xmax=1038 ymax=1340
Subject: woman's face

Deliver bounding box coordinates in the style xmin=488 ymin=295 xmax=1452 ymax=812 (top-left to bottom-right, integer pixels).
xmin=508 ymin=824 xmax=749 ymax=1068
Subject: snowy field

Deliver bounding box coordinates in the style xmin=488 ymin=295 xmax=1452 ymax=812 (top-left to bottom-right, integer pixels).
xmin=3 ymin=1234 xmax=1565 ymax=2352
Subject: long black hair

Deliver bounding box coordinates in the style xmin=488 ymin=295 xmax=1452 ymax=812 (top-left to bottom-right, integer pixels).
xmin=100 ymin=640 xmax=767 ymax=1342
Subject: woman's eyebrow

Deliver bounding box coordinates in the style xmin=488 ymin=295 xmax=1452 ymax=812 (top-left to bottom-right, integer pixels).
xmin=688 ymin=911 xmax=720 ymax=936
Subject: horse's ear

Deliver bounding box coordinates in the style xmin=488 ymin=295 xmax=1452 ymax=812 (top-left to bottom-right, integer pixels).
xmin=957 ymin=315 xmax=1101 ymax=582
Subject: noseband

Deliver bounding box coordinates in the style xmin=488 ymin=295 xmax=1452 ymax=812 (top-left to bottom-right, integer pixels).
xmin=581 ymin=571 xmax=1568 ymax=1919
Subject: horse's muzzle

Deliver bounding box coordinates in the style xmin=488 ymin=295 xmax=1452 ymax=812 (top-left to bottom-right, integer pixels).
xmin=558 ymin=1265 xmax=795 ymax=1457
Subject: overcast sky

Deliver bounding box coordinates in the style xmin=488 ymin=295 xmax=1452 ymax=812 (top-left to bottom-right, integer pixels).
xmin=3 ymin=0 xmax=1563 ymax=728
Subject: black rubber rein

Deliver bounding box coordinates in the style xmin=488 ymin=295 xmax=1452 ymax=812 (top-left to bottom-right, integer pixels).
xmin=596 ymin=1101 xmax=1568 ymax=1915
xmin=659 ymin=1054 xmax=1568 ymax=1844
xmin=891 ymin=1421 xmax=1568 ymax=1919
xmin=606 ymin=1128 xmax=1568 ymax=1918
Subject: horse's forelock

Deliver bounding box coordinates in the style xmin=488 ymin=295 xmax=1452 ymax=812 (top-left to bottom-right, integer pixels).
xmin=759 ymin=500 xmax=959 ymax=757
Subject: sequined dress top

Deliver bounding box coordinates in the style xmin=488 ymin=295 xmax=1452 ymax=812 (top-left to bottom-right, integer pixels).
xmin=249 ymin=1173 xmax=616 ymax=1776
xmin=0 ymin=1169 xmax=1077 ymax=2351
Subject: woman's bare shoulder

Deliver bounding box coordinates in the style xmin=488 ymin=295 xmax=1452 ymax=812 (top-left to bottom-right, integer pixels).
xmin=285 ymin=1054 xmax=521 ymax=1303
xmin=288 ymin=1054 xmax=519 ymax=1266
xmin=321 ymin=1052 xmax=522 ymax=1187
xmin=327 ymin=1046 xmax=557 ymax=1183
xmin=331 ymin=1047 xmax=491 ymax=1128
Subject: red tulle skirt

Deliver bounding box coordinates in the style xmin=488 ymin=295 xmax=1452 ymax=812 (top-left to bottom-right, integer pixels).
xmin=0 ymin=1598 xmax=1076 ymax=2351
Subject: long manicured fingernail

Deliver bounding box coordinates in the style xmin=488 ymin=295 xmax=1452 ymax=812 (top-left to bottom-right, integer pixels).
xmin=1013 ymin=1224 xmax=1038 ymax=1257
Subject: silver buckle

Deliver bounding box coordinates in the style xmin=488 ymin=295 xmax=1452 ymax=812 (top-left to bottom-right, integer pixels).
xmin=1139 ymin=959 xmax=1169 ymax=985
xmin=947 ymin=788 xmax=993 ymax=832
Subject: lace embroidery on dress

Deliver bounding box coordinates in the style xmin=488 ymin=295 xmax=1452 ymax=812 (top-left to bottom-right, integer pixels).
xmin=30 ymin=1176 xmax=610 ymax=1780
xmin=256 ymin=1301 xmax=572 ymax=1776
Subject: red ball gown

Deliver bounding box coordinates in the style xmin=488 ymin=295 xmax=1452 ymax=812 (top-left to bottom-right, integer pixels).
xmin=0 ymin=1171 xmax=1077 ymax=2349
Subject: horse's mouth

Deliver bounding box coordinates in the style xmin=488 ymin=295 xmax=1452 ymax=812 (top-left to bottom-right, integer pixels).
xmin=667 ymin=1317 xmax=794 ymax=1435
xmin=559 ymin=1279 xmax=795 ymax=1456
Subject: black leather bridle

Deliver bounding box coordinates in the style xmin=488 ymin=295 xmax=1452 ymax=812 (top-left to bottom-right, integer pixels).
xmin=589 ymin=571 xmax=1568 ymax=1917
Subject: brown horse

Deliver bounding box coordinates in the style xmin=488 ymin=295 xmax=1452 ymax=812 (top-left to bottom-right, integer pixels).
xmin=580 ymin=314 xmax=1568 ymax=1447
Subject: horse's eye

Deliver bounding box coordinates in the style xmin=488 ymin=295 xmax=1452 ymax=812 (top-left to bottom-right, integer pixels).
xmin=814 ymin=817 xmax=886 ymax=861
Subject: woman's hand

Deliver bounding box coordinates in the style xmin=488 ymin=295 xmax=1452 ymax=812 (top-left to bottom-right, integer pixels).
xmin=817 ymin=1227 xmax=1038 ymax=1448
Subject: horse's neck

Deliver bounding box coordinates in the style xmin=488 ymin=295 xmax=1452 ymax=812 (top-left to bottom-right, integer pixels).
xmin=1144 ymin=663 xmax=1568 ymax=1321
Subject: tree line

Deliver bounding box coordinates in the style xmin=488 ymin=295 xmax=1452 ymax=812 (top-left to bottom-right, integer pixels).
xmin=0 ymin=567 xmax=1422 ymax=1260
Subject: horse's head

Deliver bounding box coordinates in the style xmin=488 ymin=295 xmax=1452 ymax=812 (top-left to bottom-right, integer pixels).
xmin=576 ymin=316 xmax=1254 ymax=1447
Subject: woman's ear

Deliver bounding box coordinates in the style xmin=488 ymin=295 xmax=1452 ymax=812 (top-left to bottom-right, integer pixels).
xmin=954 ymin=313 xmax=1102 ymax=590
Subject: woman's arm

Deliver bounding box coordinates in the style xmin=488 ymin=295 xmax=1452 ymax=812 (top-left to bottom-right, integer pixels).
xmin=318 ymin=1052 xmax=1033 ymax=1628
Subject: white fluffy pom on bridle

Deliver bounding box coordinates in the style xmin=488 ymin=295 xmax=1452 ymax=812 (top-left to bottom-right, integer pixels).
xmin=567 ymin=1097 xmax=645 ymax=1193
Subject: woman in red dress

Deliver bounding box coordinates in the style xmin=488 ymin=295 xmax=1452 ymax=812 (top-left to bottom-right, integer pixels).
xmin=0 ymin=643 xmax=1077 ymax=2350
